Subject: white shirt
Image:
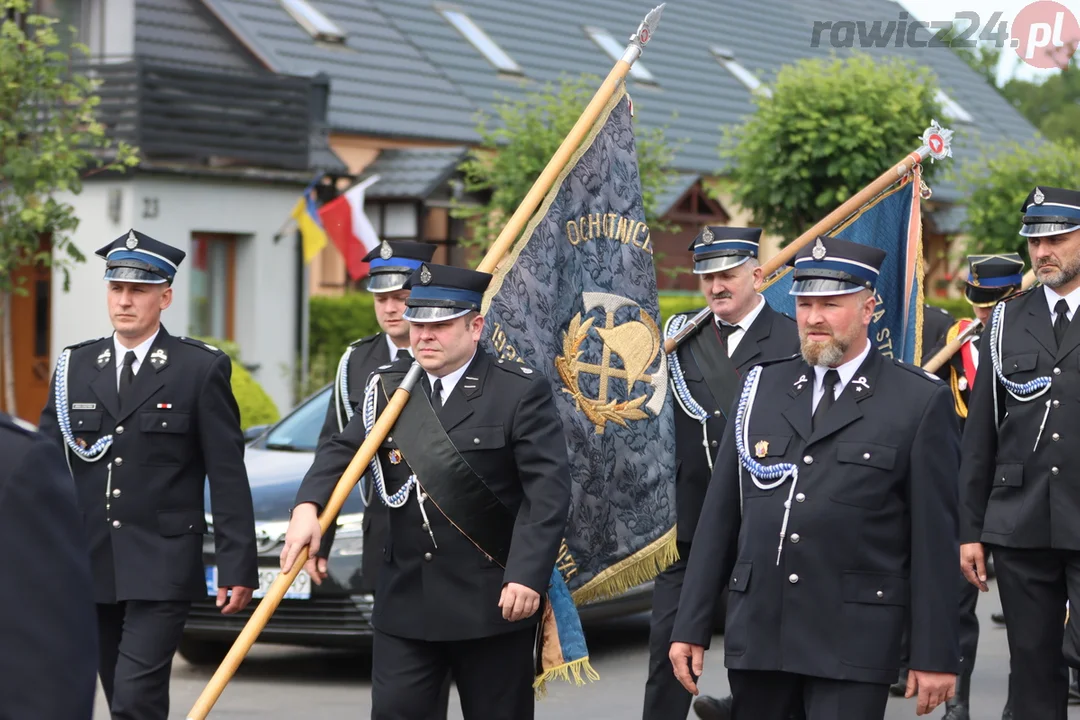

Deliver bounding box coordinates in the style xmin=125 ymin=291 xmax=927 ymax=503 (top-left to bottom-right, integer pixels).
xmin=811 ymin=339 xmax=872 ymax=413
xmin=426 ymin=349 xmax=477 ymax=405
xmin=113 ymin=328 xmax=160 ymax=390
xmin=1044 ymin=284 xmax=1080 ymax=323
xmin=715 ymin=295 xmax=766 ymax=355
xmin=385 ymin=334 xmax=412 ymax=362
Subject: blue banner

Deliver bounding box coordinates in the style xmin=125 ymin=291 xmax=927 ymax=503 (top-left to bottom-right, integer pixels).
xmin=761 ymin=177 xmax=926 ymax=364
xmin=481 ymin=86 xmax=677 ymax=603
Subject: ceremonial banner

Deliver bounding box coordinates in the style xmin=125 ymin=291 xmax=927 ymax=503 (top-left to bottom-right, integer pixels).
xmin=761 ymin=173 xmax=926 ymax=363
xmin=482 ymin=84 xmax=677 ymax=605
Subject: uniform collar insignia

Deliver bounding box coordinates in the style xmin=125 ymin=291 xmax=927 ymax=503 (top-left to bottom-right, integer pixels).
xmin=96 ymin=347 xmax=112 ymax=369
xmin=852 ymin=375 xmax=870 ymax=393
xmin=149 ymin=347 xmax=168 ymax=369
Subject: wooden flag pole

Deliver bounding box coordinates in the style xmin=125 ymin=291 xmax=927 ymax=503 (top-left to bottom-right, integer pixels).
xmin=922 ymin=319 xmax=983 ymax=374
xmin=663 ymin=122 xmax=955 ymax=353
xmin=184 ymin=5 xmax=668 ymax=718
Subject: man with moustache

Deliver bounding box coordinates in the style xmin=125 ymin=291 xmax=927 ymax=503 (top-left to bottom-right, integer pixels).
xmin=281 ymin=263 xmax=572 ymax=720
xmin=960 ymin=186 xmax=1080 ymax=720
xmin=37 ymin=230 xmax=257 ymax=720
xmin=669 ymin=236 xmax=960 ymax=720
xmin=648 ymin=225 xmax=799 ymax=720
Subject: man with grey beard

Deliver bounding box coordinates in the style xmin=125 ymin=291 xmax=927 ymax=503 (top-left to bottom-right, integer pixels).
xmin=669 ymin=236 xmax=960 ymax=720
xmin=959 ymin=186 xmax=1080 ymax=720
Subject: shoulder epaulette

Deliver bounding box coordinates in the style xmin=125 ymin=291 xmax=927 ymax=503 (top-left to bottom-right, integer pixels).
xmin=928 ymin=305 xmax=952 ymax=317
xmin=492 ymin=357 xmax=541 ymax=379
xmin=349 ymin=333 xmax=380 ymax=348
xmin=0 ymin=413 xmax=37 ymax=436
xmin=892 ymin=358 xmax=945 ymax=385
xmin=753 ymin=353 xmax=802 ymax=372
xmin=177 ymin=336 xmax=224 ymax=354
xmin=1003 ymin=286 xmax=1036 ymax=303
xmin=375 ymin=355 xmax=412 ymax=373
xmin=65 ymin=336 xmax=108 ymax=351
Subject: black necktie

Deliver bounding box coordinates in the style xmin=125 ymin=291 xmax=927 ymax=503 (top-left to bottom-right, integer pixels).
xmin=1054 ymin=299 xmax=1071 ymax=347
xmin=717 ymin=321 xmax=738 ymax=357
xmin=813 ymin=369 xmax=840 ymax=431
xmin=397 ymin=348 xmax=413 ymax=361
xmin=119 ymin=351 xmax=136 ymax=410
xmin=431 ymin=378 xmax=443 ymax=411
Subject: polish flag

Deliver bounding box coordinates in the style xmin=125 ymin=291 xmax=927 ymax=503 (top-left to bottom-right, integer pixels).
xmin=317 ymin=175 xmax=381 ymax=281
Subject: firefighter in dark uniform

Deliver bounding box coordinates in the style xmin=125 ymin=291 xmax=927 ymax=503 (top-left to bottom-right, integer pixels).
xmin=646 ymin=225 xmax=799 ymax=720
xmin=934 ymin=254 xmax=1025 ymax=720
xmin=37 ymin=230 xmax=258 ymax=720
xmin=670 ymin=236 xmax=961 ymax=720
xmin=960 ymin=186 xmax=1080 ymax=720
xmin=0 ymin=412 xmax=97 ymax=720
xmin=282 ymin=263 xmax=572 ymax=720
xmin=315 ymin=239 xmax=450 ymax=718
xmin=923 ymin=303 xmax=955 ymax=362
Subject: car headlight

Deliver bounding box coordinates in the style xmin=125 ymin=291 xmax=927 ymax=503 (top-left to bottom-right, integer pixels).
xmin=330 ymin=512 xmax=364 ymax=557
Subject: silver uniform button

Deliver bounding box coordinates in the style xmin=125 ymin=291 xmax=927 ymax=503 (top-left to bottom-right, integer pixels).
xmin=161 ymin=421 xmax=168 ymax=428
xmin=112 ymin=520 xmax=121 ymax=528
xmin=112 ymin=488 xmax=121 ymax=498
xmin=795 ymin=493 xmax=806 ymax=503
xmin=1054 ymin=367 xmax=1062 ymax=376
xmin=803 ymin=455 xmax=813 ymax=465
xmin=713 ymin=410 xmax=722 ymax=418
xmin=116 ymin=425 xmax=124 ymax=434
xmin=788 ymin=573 xmax=799 ymax=584
xmin=114 ymin=457 xmax=123 ymax=466
xmin=863 ymin=452 xmax=871 ymax=460
xmin=790 ymin=533 xmax=800 ymax=543
xmin=423 ymin=552 xmax=433 ymax=561
xmin=1053 ymin=433 xmax=1061 ymax=441
xmin=876 ymin=590 xmax=884 ymax=598
xmin=473 ymin=438 xmax=480 ymax=445
xmin=710 ymin=440 xmax=718 ymax=448
xmin=1052 ymin=467 xmax=1060 ymax=476
xmin=1053 ymin=400 xmax=1061 ymax=408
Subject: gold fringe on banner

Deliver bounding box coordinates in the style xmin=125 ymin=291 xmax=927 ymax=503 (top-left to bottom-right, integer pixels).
xmin=571 ymin=525 xmax=679 ymax=606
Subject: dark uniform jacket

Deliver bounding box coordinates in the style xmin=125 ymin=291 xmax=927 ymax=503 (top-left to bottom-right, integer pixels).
xmin=669 ymin=301 xmax=799 ymax=543
xmin=296 ymin=349 xmax=572 ymax=641
xmin=672 ymin=348 xmax=961 ymax=685
xmin=922 ymin=304 xmax=955 ymax=363
xmin=317 ymin=333 xmax=393 ymax=591
xmin=38 ymin=326 xmax=258 ymax=603
xmin=938 ymin=319 xmax=981 ymax=433
xmin=0 ymin=414 xmax=97 ymax=720
xmin=960 ymin=288 xmax=1080 ymax=549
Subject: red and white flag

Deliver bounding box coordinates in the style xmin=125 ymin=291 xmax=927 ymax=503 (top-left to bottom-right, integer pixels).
xmin=317 ymin=175 xmax=381 ymax=281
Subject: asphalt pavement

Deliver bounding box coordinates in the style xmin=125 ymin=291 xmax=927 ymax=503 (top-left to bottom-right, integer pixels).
xmin=93 ymin=578 xmax=1080 ymax=719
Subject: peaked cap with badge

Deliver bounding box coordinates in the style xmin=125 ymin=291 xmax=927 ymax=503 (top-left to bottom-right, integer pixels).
xmin=96 ymin=229 xmax=186 ymax=284
xmin=363 ymin=240 xmax=437 ymax=293
xmin=689 ymin=225 xmax=761 ymax=274
xmin=403 ymin=263 xmax=492 ymax=323
xmin=964 ymin=253 xmax=1024 ymax=307
xmin=790 ymin=236 xmax=886 ymax=296
xmin=1019 ymin=186 xmax=1080 ymax=238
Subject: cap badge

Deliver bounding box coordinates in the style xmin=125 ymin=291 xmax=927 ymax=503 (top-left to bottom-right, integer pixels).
xmin=702 ymin=226 xmax=715 ymax=245
xmin=755 ymin=440 xmax=769 ymax=458
xmin=379 ymin=240 xmax=393 ymax=260
xmin=125 ymin=230 xmax=138 ymax=250
xmin=1034 ymin=187 xmax=1045 ymax=205
xmin=419 ymin=264 xmax=432 ymax=285
xmin=811 ymin=237 xmax=827 ymax=261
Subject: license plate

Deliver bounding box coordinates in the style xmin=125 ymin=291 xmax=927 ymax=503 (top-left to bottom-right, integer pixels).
xmin=205 ymin=566 xmax=311 ymax=600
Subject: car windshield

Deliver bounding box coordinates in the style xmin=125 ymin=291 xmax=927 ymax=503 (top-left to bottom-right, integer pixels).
xmin=261 ymin=386 xmax=332 ymax=452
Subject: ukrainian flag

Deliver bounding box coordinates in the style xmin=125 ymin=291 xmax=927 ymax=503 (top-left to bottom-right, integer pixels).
xmin=292 ymin=177 xmax=329 ymax=263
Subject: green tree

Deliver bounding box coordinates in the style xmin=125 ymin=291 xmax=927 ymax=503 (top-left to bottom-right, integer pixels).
xmin=1 ymin=0 xmax=139 ymax=413
xmin=720 ymin=53 xmax=943 ymax=243
xmin=454 ymin=74 xmax=678 ymax=250
xmin=956 ymin=139 xmax=1080 ymax=256
xmin=1000 ymin=51 xmax=1080 ymax=145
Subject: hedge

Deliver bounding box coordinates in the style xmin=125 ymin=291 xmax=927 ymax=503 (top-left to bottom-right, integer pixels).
xmin=194 ymin=336 xmax=280 ymax=431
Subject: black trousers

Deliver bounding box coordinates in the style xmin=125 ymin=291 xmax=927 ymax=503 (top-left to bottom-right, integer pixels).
xmin=990 ymin=546 xmax=1080 ymax=720
xmin=728 ymin=669 xmax=889 ymax=720
xmin=372 ymin=627 xmax=536 ymax=720
xmin=643 ymin=545 xmax=695 ymax=720
xmin=96 ymin=600 xmax=191 ymax=720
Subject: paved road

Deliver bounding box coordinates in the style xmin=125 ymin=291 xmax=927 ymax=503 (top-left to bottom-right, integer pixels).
xmin=94 ymin=579 xmax=1080 ymax=719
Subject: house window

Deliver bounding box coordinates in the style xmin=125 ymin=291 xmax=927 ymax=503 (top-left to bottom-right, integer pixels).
xmin=438 ymin=7 xmax=523 ymax=74
xmin=585 ymin=26 xmax=656 ymax=83
xmin=280 ymin=0 xmax=345 ymax=43
xmin=711 ymin=47 xmax=772 ymax=97
xmin=935 ymin=89 xmax=974 ymax=124
xmin=189 ymin=233 xmax=236 ymax=341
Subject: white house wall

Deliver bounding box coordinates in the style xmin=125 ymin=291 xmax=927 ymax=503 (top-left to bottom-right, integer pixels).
xmin=52 ymin=176 xmax=301 ymax=414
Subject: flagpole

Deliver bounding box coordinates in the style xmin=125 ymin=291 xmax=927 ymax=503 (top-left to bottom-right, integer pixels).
xmin=663 ymin=121 xmax=955 ymax=354
xmin=185 ymin=5 xmax=667 ymax=718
